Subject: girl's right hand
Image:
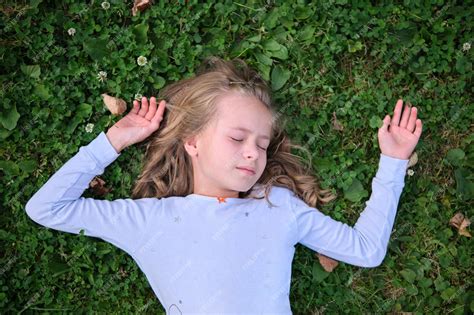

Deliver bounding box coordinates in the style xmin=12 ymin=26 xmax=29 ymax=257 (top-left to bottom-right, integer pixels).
xmin=106 ymin=97 xmax=166 ymax=153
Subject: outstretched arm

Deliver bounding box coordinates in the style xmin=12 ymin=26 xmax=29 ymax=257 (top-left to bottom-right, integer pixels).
xmin=290 ymin=99 xmax=422 ymax=267
xmin=290 ymin=153 xmax=408 ymax=267
xmin=25 ymin=97 xmax=167 ymax=255
xmin=24 ymin=131 xmax=161 ymax=255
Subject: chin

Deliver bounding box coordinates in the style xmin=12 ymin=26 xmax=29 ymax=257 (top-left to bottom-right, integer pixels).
xmin=239 ymin=182 xmax=258 ymax=193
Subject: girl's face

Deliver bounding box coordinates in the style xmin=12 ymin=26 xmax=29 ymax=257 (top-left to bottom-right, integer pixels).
xmin=184 ymin=91 xmax=273 ymax=198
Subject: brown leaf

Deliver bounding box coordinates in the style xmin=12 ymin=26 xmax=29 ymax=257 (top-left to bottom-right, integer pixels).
xmin=101 ymin=93 xmax=127 ymax=116
xmin=459 ymin=218 xmax=472 ymax=237
xmin=449 ymin=212 xmax=472 ymax=238
xmin=118 ymin=266 xmax=128 ymax=278
xmin=132 ymin=0 xmax=153 ymax=16
xmin=332 ymin=111 xmax=344 ymax=131
xmin=407 ymin=151 xmax=418 ymax=168
xmin=316 ymin=253 xmax=339 ymax=272
xmin=89 ymin=176 xmax=112 ymax=196
xmin=449 ymin=212 xmax=464 ymax=228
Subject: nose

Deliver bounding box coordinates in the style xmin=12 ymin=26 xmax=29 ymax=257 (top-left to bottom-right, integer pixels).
xmin=242 ymin=144 xmax=260 ymax=160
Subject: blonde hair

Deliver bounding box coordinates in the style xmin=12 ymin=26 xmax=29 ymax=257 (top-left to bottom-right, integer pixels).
xmin=131 ymin=56 xmax=336 ymax=208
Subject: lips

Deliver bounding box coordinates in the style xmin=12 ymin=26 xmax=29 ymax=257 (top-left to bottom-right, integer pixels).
xmin=236 ymin=166 xmax=256 ymax=175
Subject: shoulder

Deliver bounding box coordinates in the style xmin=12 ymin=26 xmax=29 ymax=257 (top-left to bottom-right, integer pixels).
xmin=250 ymin=184 xmax=298 ymax=208
xmin=251 ymin=183 xmax=294 ymax=195
xmin=263 ymin=185 xmax=314 ymax=214
xmin=267 ymin=185 xmax=299 ymax=200
xmin=269 ymin=185 xmax=296 ymax=198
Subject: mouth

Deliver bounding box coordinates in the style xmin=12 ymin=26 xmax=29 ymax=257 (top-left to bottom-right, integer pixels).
xmin=236 ymin=167 xmax=256 ymax=175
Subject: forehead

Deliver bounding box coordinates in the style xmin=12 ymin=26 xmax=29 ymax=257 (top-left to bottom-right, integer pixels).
xmin=214 ymin=92 xmax=273 ymax=138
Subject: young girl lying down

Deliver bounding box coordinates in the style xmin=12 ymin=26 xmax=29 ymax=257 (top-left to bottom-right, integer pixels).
xmin=26 ymin=56 xmax=422 ymax=313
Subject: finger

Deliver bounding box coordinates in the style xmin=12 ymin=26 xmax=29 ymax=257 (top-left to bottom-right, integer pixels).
xmin=413 ymin=119 xmax=423 ymax=138
xmin=391 ymin=99 xmax=404 ymax=126
xmin=399 ymin=102 xmax=411 ymax=128
xmin=131 ymin=100 xmax=140 ymax=114
xmin=406 ymin=106 xmax=418 ymax=133
xmin=380 ymin=114 xmax=390 ymax=133
xmin=138 ymin=96 xmax=148 ymax=116
xmin=151 ymin=100 xmax=166 ymax=127
xmin=145 ymin=97 xmax=157 ymax=120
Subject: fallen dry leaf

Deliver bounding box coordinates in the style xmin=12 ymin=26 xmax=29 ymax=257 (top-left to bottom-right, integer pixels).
xmin=407 ymin=151 xmax=418 ymax=168
xmin=89 ymin=176 xmax=112 ymax=196
xmin=316 ymin=253 xmax=339 ymax=272
xmin=118 ymin=266 xmax=128 ymax=278
xmin=332 ymin=111 xmax=344 ymax=131
xmin=449 ymin=212 xmax=471 ymax=238
xmin=459 ymin=219 xmax=471 ymax=237
xmin=101 ymin=93 xmax=127 ymax=116
xmin=132 ymin=0 xmax=153 ymax=16
xmin=449 ymin=213 xmax=463 ymax=226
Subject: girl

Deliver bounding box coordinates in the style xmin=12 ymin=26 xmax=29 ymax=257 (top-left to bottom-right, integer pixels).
xmin=26 ymin=56 xmax=422 ymax=313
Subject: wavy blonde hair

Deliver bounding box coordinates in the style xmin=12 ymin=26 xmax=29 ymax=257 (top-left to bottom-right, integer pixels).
xmin=131 ymin=56 xmax=336 ymax=208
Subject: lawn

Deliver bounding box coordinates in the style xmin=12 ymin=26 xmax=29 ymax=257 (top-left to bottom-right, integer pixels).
xmin=0 ymin=0 xmax=472 ymax=314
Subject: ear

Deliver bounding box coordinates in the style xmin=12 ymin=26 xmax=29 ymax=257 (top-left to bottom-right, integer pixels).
xmin=183 ymin=134 xmax=199 ymax=157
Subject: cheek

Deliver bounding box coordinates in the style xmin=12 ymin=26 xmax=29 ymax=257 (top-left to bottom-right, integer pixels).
xmin=225 ymin=139 xmax=242 ymax=154
xmin=217 ymin=140 xmax=240 ymax=165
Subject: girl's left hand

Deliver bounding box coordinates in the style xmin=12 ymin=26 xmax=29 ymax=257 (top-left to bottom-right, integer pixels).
xmin=378 ymin=99 xmax=423 ymax=160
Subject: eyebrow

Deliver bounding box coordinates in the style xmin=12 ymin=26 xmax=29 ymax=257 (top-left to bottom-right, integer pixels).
xmin=229 ymin=127 xmax=270 ymax=140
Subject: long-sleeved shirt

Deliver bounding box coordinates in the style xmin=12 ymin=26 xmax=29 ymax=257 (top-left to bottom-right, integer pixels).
xmin=25 ymin=131 xmax=409 ymax=314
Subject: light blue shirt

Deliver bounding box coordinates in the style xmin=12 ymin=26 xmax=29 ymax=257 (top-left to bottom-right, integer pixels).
xmin=25 ymin=131 xmax=409 ymax=314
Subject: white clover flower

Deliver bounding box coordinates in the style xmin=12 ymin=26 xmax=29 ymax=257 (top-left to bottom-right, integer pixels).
xmin=101 ymin=1 xmax=110 ymax=10
xmin=85 ymin=123 xmax=94 ymax=133
xmin=97 ymin=71 xmax=107 ymax=82
xmin=67 ymin=28 xmax=76 ymax=36
xmin=407 ymin=169 xmax=414 ymax=176
xmin=462 ymin=42 xmax=471 ymax=52
xmin=137 ymin=56 xmax=147 ymax=66
xmin=134 ymin=93 xmax=143 ymax=100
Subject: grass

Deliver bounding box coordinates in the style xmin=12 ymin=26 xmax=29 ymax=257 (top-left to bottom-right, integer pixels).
xmin=0 ymin=0 xmax=472 ymax=314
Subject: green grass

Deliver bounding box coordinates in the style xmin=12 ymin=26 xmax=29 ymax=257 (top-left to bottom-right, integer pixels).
xmin=1 ymin=0 xmax=472 ymax=313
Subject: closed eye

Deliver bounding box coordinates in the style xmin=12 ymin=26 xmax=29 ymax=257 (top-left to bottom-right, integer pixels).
xmin=230 ymin=137 xmax=267 ymax=151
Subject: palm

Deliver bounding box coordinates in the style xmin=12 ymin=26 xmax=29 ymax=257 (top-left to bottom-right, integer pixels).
xmin=378 ymin=99 xmax=423 ymax=160
xmin=113 ymin=97 xmax=166 ymax=147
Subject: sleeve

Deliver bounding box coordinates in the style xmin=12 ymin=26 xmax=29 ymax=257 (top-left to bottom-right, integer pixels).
xmin=25 ymin=131 xmax=160 ymax=256
xmin=289 ymin=153 xmax=409 ymax=268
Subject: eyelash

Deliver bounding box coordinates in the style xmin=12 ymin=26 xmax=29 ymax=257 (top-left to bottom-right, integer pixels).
xmin=231 ymin=137 xmax=267 ymax=151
